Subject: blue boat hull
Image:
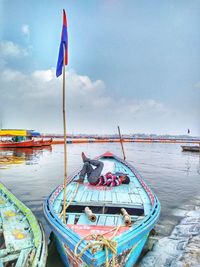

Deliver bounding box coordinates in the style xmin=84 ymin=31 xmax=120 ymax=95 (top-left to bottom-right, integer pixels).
xmin=54 ymin=233 xmax=149 ymax=267
xmin=43 ymin=152 xmax=161 ymax=266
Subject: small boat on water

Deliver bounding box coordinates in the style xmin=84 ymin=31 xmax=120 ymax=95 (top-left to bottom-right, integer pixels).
xmin=0 ymin=139 xmax=52 ymax=148
xmin=181 ymin=145 xmax=200 ymax=152
xmin=0 ymin=182 xmax=47 ymax=266
xmin=44 ymin=152 xmax=160 ymax=267
xmin=0 ymin=140 xmax=35 ymax=148
xmin=0 ymin=129 xmax=52 ymax=148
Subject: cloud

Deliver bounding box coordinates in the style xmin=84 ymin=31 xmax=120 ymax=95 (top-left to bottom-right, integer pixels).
xmin=21 ymin=24 xmax=30 ymax=42
xmin=0 ymin=41 xmax=28 ymax=58
xmin=21 ymin=24 xmax=30 ymax=36
xmin=0 ymin=67 xmax=171 ymax=134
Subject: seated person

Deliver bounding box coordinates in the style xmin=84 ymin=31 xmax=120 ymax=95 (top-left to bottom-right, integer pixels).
xmin=74 ymin=152 xmax=130 ymax=186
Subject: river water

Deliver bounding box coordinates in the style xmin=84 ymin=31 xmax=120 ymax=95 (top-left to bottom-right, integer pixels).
xmin=0 ymin=143 xmax=200 ymax=266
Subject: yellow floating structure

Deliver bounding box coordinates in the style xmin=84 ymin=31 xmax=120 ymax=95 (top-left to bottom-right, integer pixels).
xmin=0 ymin=129 xmax=27 ymax=136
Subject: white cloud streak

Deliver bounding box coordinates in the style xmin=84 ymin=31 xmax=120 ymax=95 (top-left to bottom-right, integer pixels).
xmin=0 ymin=41 xmax=28 ymax=58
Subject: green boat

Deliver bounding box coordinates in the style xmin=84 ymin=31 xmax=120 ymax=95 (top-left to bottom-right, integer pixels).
xmin=0 ymin=182 xmax=47 ymax=267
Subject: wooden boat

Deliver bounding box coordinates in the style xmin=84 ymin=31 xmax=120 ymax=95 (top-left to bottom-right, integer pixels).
xmin=0 ymin=140 xmax=35 ymax=148
xmin=0 ymin=129 xmax=51 ymax=148
xmin=0 ymin=182 xmax=47 ymax=266
xmin=0 ymin=139 xmax=53 ymax=148
xmin=44 ymin=152 xmax=160 ymax=267
xmin=181 ymin=145 xmax=200 ymax=152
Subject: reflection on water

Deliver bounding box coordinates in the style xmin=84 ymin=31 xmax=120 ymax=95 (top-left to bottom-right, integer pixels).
xmin=0 ymin=143 xmax=200 ymax=266
xmin=0 ymin=146 xmax=52 ymax=168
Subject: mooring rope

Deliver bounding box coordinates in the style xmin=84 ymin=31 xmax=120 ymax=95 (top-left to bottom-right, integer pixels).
xmin=74 ymin=224 xmax=123 ymax=267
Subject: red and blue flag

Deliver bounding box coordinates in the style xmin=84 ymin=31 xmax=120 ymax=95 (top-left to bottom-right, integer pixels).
xmin=56 ymin=10 xmax=68 ymax=77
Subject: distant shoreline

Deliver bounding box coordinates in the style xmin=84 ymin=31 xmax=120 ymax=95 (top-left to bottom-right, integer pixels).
xmin=49 ymin=137 xmax=200 ymax=145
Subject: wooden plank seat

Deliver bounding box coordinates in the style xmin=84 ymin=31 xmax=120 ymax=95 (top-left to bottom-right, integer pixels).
xmin=66 ymin=213 xmax=144 ymax=227
xmin=56 ymin=186 xmax=144 ymax=211
xmin=54 ymin=157 xmax=149 ymax=219
xmin=66 ymin=204 xmax=144 ymax=216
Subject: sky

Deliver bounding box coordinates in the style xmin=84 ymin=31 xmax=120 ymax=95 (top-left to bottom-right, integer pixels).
xmin=0 ymin=0 xmax=200 ymax=136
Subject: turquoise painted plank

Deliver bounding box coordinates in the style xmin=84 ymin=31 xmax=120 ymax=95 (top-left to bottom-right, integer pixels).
xmin=67 ymin=187 xmax=75 ymax=198
xmin=80 ymin=191 xmax=88 ymax=203
xmin=77 ymin=214 xmax=97 ymax=225
xmin=112 ymin=186 xmax=123 ymax=194
xmin=117 ymin=215 xmax=124 ymax=225
xmin=97 ymin=215 xmax=107 ymax=226
xmin=73 ymin=185 xmax=86 ymax=202
xmin=67 ymin=214 xmax=75 ymax=224
xmin=129 ymin=194 xmax=142 ymax=204
xmin=0 ymin=251 xmax=19 ymax=262
xmin=98 ymin=190 xmax=105 ymax=202
xmin=66 ymin=189 xmax=74 ymax=201
xmin=86 ymin=191 xmax=93 ymax=202
xmin=142 ymin=195 xmax=151 ymax=204
xmin=129 ymin=186 xmax=141 ymax=195
xmin=111 ymin=192 xmax=118 ymax=203
xmin=116 ymin=193 xmax=131 ymax=203
xmin=144 ymin=204 xmax=152 ymax=215
xmin=53 ymin=200 xmax=62 ymax=213
xmin=91 ymin=191 xmax=99 ymax=202
xmin=104 ymin=191 xmax=112 ymax=203
xmin=113 ymin=216 xmax=118 ymax=226
xmin=105 ymin=216 xmax=115 ymax=226
xmin=15 ymin=248 xmax=32 ymax=267
xmin=77 ymin=214 xmax=89 ymax=225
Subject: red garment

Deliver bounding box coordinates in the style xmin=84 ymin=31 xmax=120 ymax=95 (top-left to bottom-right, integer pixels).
xmin=98 ymin=172 xmax=122 ymax=187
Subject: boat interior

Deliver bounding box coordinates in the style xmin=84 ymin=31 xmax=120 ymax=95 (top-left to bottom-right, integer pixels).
xmin=53 ymin=157 xmax=152 ymax=233
xmin=0 ymin=192 xmax=35 ymax=266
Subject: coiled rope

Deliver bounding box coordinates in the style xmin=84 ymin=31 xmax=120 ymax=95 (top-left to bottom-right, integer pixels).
xmin=74 ymin=225 xmax=122 ymax=267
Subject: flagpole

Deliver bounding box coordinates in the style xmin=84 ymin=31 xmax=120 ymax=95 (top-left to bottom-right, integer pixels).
xmin=62 ymin=47 xmax=67 ymax=224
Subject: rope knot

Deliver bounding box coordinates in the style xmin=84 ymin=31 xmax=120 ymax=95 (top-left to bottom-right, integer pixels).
xmin=75 ymin=228 xmax=120 ymax=267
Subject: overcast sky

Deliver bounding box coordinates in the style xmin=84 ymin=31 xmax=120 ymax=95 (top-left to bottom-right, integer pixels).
xmin=0 ymin=0 xmax=200 ymax=135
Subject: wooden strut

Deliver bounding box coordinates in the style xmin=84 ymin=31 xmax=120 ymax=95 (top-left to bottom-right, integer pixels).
xmin=62 ymin=47 xmax=68 ymax=224
xmin=84 ymin=207 xmax=97 ymax=222
xmin=120 ymin=208 xmax=131 ymax=226
xmin=117 ymin=126 xmax=126 ymax=161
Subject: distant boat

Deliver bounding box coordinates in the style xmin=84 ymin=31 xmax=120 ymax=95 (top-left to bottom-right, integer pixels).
xmin=0 ymin=182 xmax=47 ymax=266
xmin=0 ymin=139 xmax=35 ymax=148
xmin=181 ymin=145 xmax=200 ymax=152
xmin=44 ymin=152 xmax=160 ymax=267
xmin=0 ymin=129 xmax=52 ymax=148
xmin=0 ymin=139 xmax=52 ymax=148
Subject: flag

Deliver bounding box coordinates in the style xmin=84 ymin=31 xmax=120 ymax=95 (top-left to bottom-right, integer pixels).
xmin=56 ymin=10 xmax=68 ymax=77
